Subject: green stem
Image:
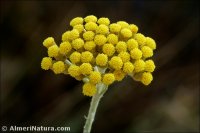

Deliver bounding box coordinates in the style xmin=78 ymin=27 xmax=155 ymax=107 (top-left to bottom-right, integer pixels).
xmin=83 ymin=83 xmax=107 ymax=133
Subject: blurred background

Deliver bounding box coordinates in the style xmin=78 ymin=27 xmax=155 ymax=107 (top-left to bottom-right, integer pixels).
xmin=0 ymin=0 xmax=199 ymax=133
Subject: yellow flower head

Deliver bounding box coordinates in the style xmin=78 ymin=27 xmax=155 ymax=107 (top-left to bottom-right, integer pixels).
xmin=72 ymin=38 xmax=84 ymax=50
xmin=48 ymin=45 xmax=59 ymax=57
xmin=141 ymin=46 xmax=153 ymax=58
xmin=103 ymin=73 xmax=115 ymax=85
xmin=145 ymin=37 xmax=156 ymax=50
xmin=118 ymin=52 xmax=130 ymax=63
xmin=82 ymin=83 xmax=97 ymax=97
xmin=116 ymin=41 xmax=127 ymax=53
xmin=41 ymin=15 xmax=157 ymax=97
xmin=134 ymin=33 xmax=146 ymax=46
xmin=117 ymin=21 xmax=129 ymax=28
xmin=83 ymin=31 xmax=95 ymax=41
xmin=41 ymin=57 xmax=52 ymax=70
xmin=107 ymin=34 xmax=118 ymax=45
xmin=130 ymin=48 xmax=142 ymax=60
xmin=120 ymin=28 xmax=132 ymax=38
xmin=109 ymin=23 xmax=121 ymax=33
xmin=96 ymin=53 xmax=108 ymax=67
xmin=123 ymin=62 xmax=134 ymax=73
xmin=43 ymin=37 xmax=55 ymax=48
xmin=89 ymin=71 xmax=102 ymax=84
xmin=70 ymin=17 xmax=83 ymax=27
xmin=94 ymin=34 xmax=107 ymax=46
xmin=141 ymin=72 xmax=153 ymax=85
xmin=109 ymin=56 xmax=123 ymax=70
xmin=84 ymin=41 xmax=96 ymax=51
xmin=73 ymin=24 xmax=84 ymax=33
xmin=145 ymin=60 xmax=155 ymax=72
xmin=81 ymin=51 xmax=93 ymax=63
xmin=129 ymin=24 xmax=138 ymax=34
xmin=96 ymin=24 xmax=109 ymax=35
xmin=80 ymin=63 xmax=93 ymax=75
xmin=113 ymin=70 xmax=126 ymax=81
xmin=85 ymin=22 xmax=98 ymax=31
xmin=134 ymin=59 xmax=145 ymax=72
xmin=84 ymin=15 xmax=97 ymax=23
xmin=69 ymin=29 xmax=79 ymax=40
xmin=97 ymin=17 xmax=110 ymax=26
xmin=127 ymin=39 xmax=138 ymax=51
xmin=102 ymin=43 xmax=115 ymax=56
xmin=68 ymin=65 xmax=80 ymax=77
xmin=70 ymin=51 xmax=81 ymax=64
xmin=52 ymin=61 xmax=65 ymax=74
xmin=59 ymin=42 xmax=72 ymax=55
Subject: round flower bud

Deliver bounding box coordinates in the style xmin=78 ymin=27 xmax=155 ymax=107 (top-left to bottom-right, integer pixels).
xmin=121 ymin=28 xmax=132 ymax=38
xmin=69 ymin=29 xmax=79 ymax=40
xmin=113 ymin=70 xmax=126 ymax=81
xmin=70 ymin=17 xmax=83 ymax=27
xmin=94 ymin=34 xmax=107 ymax=46
xmin=96 ymin=53 xmax=108 ymax=67
xmin=103 ymin=73 xmax=115 ymax=85
xmin=134 ymin=59 xmax=145 ymax=72
xmin=62 ymin=31 xmax=71 ymax=42
xmin=107 ymin=34 xmax=118 ymax=45
xmin=145 ymin=37 xmax=156 ymax=50
xmin=141 ymin=72 xmax=153 ymax=85
xmin=130 ymin=48 xmax=142 ymax=60
xmin=52 ymin=61 xmax=65 ymax=74
xmin=127 ymin=39 xmax=138 ymax=51
xmin=134 ymin=33 xmax=146 ymax=46
xmin=82 ymin=83 xmax=97 ymax=97
xmin=84 ymin=41 xmax=96 ymax=51
xmin=72 ymin=38 xmax=84 ymax=50
xmin=102 ymin=43 xmax=115 ymax=56
xmin=116 ymin=41 xmax=127 ymax=53
xmin=81 ymin=51 xmax=93 ymax=63
xmin=70 ymin=51 xmax=81 ymax=64
xmin=89 ymin=71 xmax=102 ymax=84
xmin=118 ymin=52 xmax=130 ymax=63
xmin=123 ymin=62 xmax=134 ymax=73
xmin=141 ymin=46 xmax=153 ymax=58
xmin=48 ymin=45 xmax=59 ymax=57
xmin=117 ymin=21 xmax=129 ymax=28
xmin=129 ymin=24 xmax=138 ymax=33
xmin=73 ymin=24 xmax=84 ymax=33
xmin=85 ymin=22 xmax=98 ymax=31
xmin=83 ymin=31 xmax=95 ymax=41
xmin=109 ymin=56 xmax=123 ymax=70
xmin=109 ymin=23 xmax=121 ymax=33
xmin=41 ymin=57 xmax=52 ymax=70
xmin=59 ymin=42 xmax=72 ymax=55
xmin=68 ymin=65 xmax=80 ymax=77
xmin=80 ymin=63 xmax=93 ymax=75
xmin=145 ymin=60 xmax=155 ymax=72
xmin=97 ymin=17 xmax=110 ymax=25
xmin=96 ymin=24 xmax=109 ymax=35
xmin=84 ymin=15 xmax=97 ymax=23
xmin=43 ymin=37 xmax=55 ymax=48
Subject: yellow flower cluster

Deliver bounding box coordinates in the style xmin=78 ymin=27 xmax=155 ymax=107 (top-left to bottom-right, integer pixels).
xmin=41 ymin=15 xmax=156 ymax=97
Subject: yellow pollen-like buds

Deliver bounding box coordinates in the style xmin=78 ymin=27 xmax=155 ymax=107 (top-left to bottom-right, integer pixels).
xmin=82 ymin=83 xmax=97 ymax=97
xmin=109 ymin=56 xmax=123 ymax=70
xmin=41 ymin=57 xmax=52 ymax=70
xmin=103 ymin=73 xmax=115 ymax=85
xmin=52 ymin=61 xmax=65 ymax=74
xmin=41 ymin=15 xmax=157 ymax=97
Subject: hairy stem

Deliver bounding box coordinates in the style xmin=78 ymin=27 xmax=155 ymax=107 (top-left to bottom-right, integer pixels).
xmin=83 ymin=83 xmax=107 ymax=133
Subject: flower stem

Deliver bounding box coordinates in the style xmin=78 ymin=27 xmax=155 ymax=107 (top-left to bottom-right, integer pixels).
xmin=83 ymin=83 xmax=107 ymax=133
